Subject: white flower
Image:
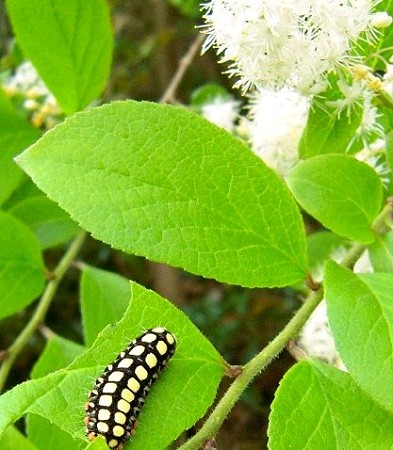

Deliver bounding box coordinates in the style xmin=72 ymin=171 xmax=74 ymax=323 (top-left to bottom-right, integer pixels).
xmin=4 ymin=61 xmax=49 ymax=97
xmin=245 ymin=87 xmax=309 ymax=177
xmin=353 ymin=250 xmax=374 ymax=273
xmin=202 ymin=0 xmax=387 ymax=95
xmin=297 ymin=300 xmax=346 ymax=370
xmin=201 ymin=97 xmax=240 ymax=132
xmin=3 ymin=61 xmax=62 ymax=128
xmin=356 ymin=138 xmax=391 ymax=187
xmin=370 ymin=11 xmax=393 ymax=28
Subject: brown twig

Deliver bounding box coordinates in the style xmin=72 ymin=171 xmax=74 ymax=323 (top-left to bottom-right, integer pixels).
xmin=159 ymin=33 xmax=205 ymax=104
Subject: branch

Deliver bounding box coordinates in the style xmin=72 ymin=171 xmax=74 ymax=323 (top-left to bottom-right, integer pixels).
xmin=159 ymin=33 xmax=205 ymax=104
xmin=178 ymin=200 xmax=393 ymax=449
xmin=178 ymin=288 xmax=324 ymax=450
xmin=0 ymin=231 xmax=86 ymax=392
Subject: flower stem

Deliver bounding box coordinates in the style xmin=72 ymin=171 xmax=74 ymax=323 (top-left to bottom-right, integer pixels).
xmin=178 ymin=288 xmax=324 ymax=450
xmin=0 ymin=231 xmax=86 ymax=393
xmin=179 ymin=201 xmax=392 ymax=449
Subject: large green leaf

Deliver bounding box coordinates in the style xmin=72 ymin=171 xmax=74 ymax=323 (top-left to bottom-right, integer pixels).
xmin=0 ymin=282 xmax=224 ymax=450
xmin=325 ymin=262 xmax=393 ymax=413
xmin=268 ymin=360 xmax=393 ymax=449
xmin=80 ymin=266 xmax=130 ymax=347
xmin=16 ymin=101 xmax=308 ymax=288
xmin=287 ymin=154 xmax=383 ymax=243
xmin=6 ymin=0 xmax=113 ymax=113
xmin=30 ymin=335 xmax=85 ymax=379
xmin=0 ymin=211 xmax=45 ymax=318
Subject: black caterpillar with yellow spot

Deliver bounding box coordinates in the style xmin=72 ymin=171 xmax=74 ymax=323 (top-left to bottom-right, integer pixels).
xmin=85 ymin=327 xmax=176 ymax=449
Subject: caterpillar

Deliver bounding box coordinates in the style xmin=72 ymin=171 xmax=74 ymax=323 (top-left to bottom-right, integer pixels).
xmin=84 ymin=327 xmax=176 ymax=449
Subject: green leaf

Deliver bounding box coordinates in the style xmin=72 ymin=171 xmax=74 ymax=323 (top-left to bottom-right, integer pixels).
xmin=0 ymin=88 xmax=40 ymax=205
xmin=169 ymin=0 xmax=200 ymax=17
xmin=80 ymin=266 xmax=130 ymax=347
xmin=83 ymin=436 xmax=107 ymax=450
xmin=190 ymin=83 xmax=232 ymax=107
xmin=0 ymin=281 xmax=224 ymax=450
xmin=368 ymin=231 xmax=393 ymax=272
xmin=0 ymin=426 xmax=38 ymax=450
xmin=0 ymin=211 xmax=45 ymax=319
xmin=6 ymin=0 xmax=113 ymax=113
xmin=268 ymin=360 xmax=393 ymax=449
xmin=307 ymin=231 xmax=347 ymax=274
xmin=28 ymin=336 xmax=85 ymax=450
xmin=30 ymin=335 xmax=85 ymax=379
xmin=325 ymin=262 xmax=393 ymax=413
xmin=299 ymin=94 xmax=362 ymax=158
xmin=8 ymin=195 xmax=80 ymax=249
xmin=287 ymin=154 xmax=383 ymax=243
xmin=27 ymin=415 xmax=85 ymax=450
xmin=16 ymin=100 xmax=308 ymax=288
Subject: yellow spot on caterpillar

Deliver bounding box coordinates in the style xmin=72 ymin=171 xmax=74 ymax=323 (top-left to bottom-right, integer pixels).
xmin=97 ymin=421 xmax=109 ymax=433
xmin=113 ymin=425 xmax=125 ymax=437
xmin=121 ymin=388 xmax=135 ymax=402
xmin=114 ymin=411 xmax=127 ymax=425
xmin=166 ymin=333 xmax=175 ymax=345
xmin=145 ymin=353 xmax=158 ymax=368
xmin=103 ymin=382 xmax=117 ymax=394
xmin=129 ymin=345 xmax=145 ymax=356
xmin=98 ymin=409 xmax=111 ymax=421
xmin=127 ymin=377 xmax=140 ymax=392
xmin=118 ymin=358 xmax=133 ymax=369
xmin=98 ymin=395 xmax=112 ymax=407
xmin=141 ymin=333 xmax=157 ymax=343
xmin=108 ymin=439 xmax=118 ymax=448
xmin=108 ymin=371 xmax=124 ymax=382
xmin=135 ymin=365 xmax=148 ymax=381
xmin=117 ymin=399 xmax=130 ymax=413
xmin=156 ymin=341 xmax=168 ymax=355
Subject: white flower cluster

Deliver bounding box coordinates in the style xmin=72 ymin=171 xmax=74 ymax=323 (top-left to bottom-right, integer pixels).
xmin=297 ymin=300 xmax=346 ymax=369
xmin=3 ymin=61 xmax=61 ymax=128
xmin=244 ymin=88 xmax=309 ymax=177
xmin=201 ymin=96 xmax=240 ymax=132
xmin=202 ymin=0 xmax=388 ymax=95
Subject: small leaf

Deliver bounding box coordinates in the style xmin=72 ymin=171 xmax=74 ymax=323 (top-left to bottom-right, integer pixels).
xmin=268 ymin=360 xmax=393 ymax=449
xmin=368 ymin=230 xmax=393 ymax=272
xmin=83 ymin=436 xmax=107 ymax=450
xmin=299 ymin=93 xmax=362 ymax=158
xmin=80 ymin=266 xmax=131 ymax=347
xmin=325 ymin=262 xmax=393 ymax=413
xmin=27 ymin=415 xmax=85 ymax=450
xmin=30 ymin=335 xmax=85 ymax=379
xmin=0 ymin=281 xmax=224 ymax=450
xmin=0 ymin=89 xmax=40 ymax=205
xmin=287 ymin=154 xmax=383 ymax=243
xmin=28 ymin=336 xmax=85 ymax=449
xmin=0 ymin=425 xmax=38 ymax=450
xmin=6 ymin=0 xmax=113 ymax=113
xmin=307 ymin=231 xmax=347 ymax=273
xmin=16 ymin=100 xmax=308 ymax=288
xmin=9 ymin=196 xmax=79 ymax=249
xmin=0 ymin=211 xmax=45 ymax=319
